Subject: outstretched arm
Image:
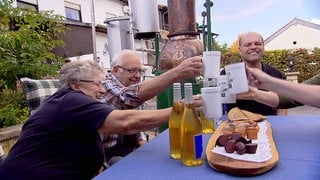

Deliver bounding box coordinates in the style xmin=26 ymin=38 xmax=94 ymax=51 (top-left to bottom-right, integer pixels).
xmin=236 ymin=86 xmax=280 ymax=107
xmin=247 ymin=67 xmax=320 ymax=108
xmin=137 ymin=56 xmax=203 ymax=102
xmin=99 ymin=95 xmax=202 ymax=135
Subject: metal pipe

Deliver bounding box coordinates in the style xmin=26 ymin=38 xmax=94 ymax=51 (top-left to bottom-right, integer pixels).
xmin=91 ymin=0 xmax=97 ymax=61
xmin=128 ymin=0 xmax=136 ymax=50
xmin=205 ymin=0 xmax=213 ymax=50
xmin=104 ymin=16 xmax=130 ymax=24
xmin=154 ymin=33 xmax=160 ymax=71
xmin=201 ymin=11 xmax=207 ymax=51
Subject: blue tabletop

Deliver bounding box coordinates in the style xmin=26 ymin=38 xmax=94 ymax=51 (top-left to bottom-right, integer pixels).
xmin=95 ymin=115 xmax=320 ymax=180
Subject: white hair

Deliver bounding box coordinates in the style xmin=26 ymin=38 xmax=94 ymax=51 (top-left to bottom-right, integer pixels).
xmin=110 ymin=49 xmax=141 ymax=68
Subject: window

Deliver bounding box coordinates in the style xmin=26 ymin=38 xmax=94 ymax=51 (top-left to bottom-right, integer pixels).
xmin=17 ymin=0 xmax=38 ymax=11
xmin=65 ymin=1 xmax=81 ymax=22
xmin=160 ymin=11 xmax=169 ymax=31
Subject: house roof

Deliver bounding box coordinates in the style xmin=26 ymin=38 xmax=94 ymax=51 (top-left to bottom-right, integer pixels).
xmin=264 ymin=17 xmax=320 ymax=45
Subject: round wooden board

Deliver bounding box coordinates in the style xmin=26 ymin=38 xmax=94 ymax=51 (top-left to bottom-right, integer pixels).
xmin=205 ymin=120 xmax=279 ymax=176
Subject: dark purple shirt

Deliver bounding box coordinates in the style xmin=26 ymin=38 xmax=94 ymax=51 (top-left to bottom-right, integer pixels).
xmin=0 ymin=89 xmax=112 ymax=179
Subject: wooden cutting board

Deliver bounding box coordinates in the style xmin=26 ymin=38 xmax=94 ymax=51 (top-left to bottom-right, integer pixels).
xmin=206 ymin=120 xmax=279 ymax=176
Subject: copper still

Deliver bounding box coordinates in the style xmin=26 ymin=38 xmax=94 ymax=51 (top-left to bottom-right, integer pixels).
xmin=159 ymin=0 xmax=203 ymax=70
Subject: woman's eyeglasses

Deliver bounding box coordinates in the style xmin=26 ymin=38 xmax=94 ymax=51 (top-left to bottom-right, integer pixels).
xmin=117 ymin=66 xmax=145 ymax=75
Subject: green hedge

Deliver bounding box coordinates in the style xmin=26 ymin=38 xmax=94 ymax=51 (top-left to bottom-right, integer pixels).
xmin=0 ymin=1 xmax=65 ymax=128
xmin=221 ymin=47 xmax=320 ymax=82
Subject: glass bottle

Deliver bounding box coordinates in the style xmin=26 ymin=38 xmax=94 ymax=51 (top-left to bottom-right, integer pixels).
xmin=169 ymin=83 xmax=183 ymax=159
xmin=180 ymin=83 xmax=204 ymax=166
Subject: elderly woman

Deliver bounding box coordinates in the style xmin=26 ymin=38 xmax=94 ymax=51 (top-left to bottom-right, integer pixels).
xmin=0 ymin=60 xmax=202 ymax=179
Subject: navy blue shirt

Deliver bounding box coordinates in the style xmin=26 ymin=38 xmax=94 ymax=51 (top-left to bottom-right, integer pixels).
xmin=0 ymin=89 xmax=112 ymax=179
xmin=221 ymin=63 xmax=285 ymax=115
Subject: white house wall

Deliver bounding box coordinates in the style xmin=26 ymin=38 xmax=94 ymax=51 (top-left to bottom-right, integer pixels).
xmin=265 ymin=24 xmax=320 ymax=50
xmin=96 ymin=32 xmax=111 ymax=70
xmin=37 ymin=0 xmax=65 ymax=16
xmin=94 ymin=0 xmax=126 ymax=23
xmin=21 ymin=0 xmax=158 ymax=74
xmin=37 ymin=0 xmax=125 ymax=25
xmin=35 ymin=0 xmax=127 ymax=70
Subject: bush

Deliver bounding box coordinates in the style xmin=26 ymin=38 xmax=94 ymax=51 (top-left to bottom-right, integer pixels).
xmin=0 ymin=1 xmax=66 ymax=89
xmin=0 ymin=88 xmax=28 ymax=128
xmin=0 ymin=1 xmax=67 ymax=128
xmin=221 ymin=47 xmax=320 ymax=82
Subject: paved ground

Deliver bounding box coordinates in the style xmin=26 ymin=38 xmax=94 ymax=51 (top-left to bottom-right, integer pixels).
xmin=287 ymin=105 xmax=320 ymax=115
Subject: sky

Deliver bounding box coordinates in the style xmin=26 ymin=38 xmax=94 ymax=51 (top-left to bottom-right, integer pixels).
xmin=157 ymin=0 xmax=320 ymax=46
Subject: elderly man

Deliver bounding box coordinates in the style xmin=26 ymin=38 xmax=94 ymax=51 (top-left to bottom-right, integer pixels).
xmin=101 ymin=49 xmax=203 ymax=166
xmin=222 ymin=31 xmax=287 ymax=115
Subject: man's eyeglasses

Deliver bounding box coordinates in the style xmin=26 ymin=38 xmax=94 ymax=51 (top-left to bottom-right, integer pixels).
xmin=117 ymin=66 xmax=145 ymax=75
xmin=79 ymin=80 xmax=105 ymax=88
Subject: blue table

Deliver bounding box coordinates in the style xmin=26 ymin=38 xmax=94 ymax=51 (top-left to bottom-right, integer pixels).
xmin=95 ymin=115 xmax=320 ymax=180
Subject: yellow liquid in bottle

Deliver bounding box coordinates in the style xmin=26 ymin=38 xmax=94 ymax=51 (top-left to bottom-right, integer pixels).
xmin=180 ymin=103 xmax=204 ymax=166
xmin=200 ymin=111 xmax=215 ymax=134
xmin=169 ymin=101 xmax=184 ymax=159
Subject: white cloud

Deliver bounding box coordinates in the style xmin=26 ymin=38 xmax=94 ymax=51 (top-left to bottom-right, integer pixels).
xmin=311 ymin=18 xmax=320 ymax=25
xmin=157 ymin=0 xmax=167 ymax=5
xmin=211 ymin=0 xmax=278 ymax=22
xmin=158 ymin=0 xmax=278 ymax=24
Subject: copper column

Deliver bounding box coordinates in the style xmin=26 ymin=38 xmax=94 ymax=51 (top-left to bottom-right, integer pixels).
xmin=159 ymin=0 xmax=203 ymax=70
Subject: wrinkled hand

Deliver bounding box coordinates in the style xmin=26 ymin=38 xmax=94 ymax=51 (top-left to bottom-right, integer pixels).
xmin=173 ymin=56 xmax=203 ymax=80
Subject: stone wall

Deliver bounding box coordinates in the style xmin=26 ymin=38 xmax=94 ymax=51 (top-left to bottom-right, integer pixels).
xmin=0 ymin=124 xmax=22 ymax=155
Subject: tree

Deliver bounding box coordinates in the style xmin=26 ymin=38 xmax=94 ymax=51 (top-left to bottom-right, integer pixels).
xmin=212 ymin=39 xmax=229 ymax=53
xmin=229 ymin=35 xmax=240 ymax=54
xmin=0 ymin=1 xmax=66 ymax=89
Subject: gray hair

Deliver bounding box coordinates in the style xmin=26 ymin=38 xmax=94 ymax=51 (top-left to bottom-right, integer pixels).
xmin=59 ymin=60 xmax=105 ymax=89
xmin=110 ymin=49 xmax=141 ymax=68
